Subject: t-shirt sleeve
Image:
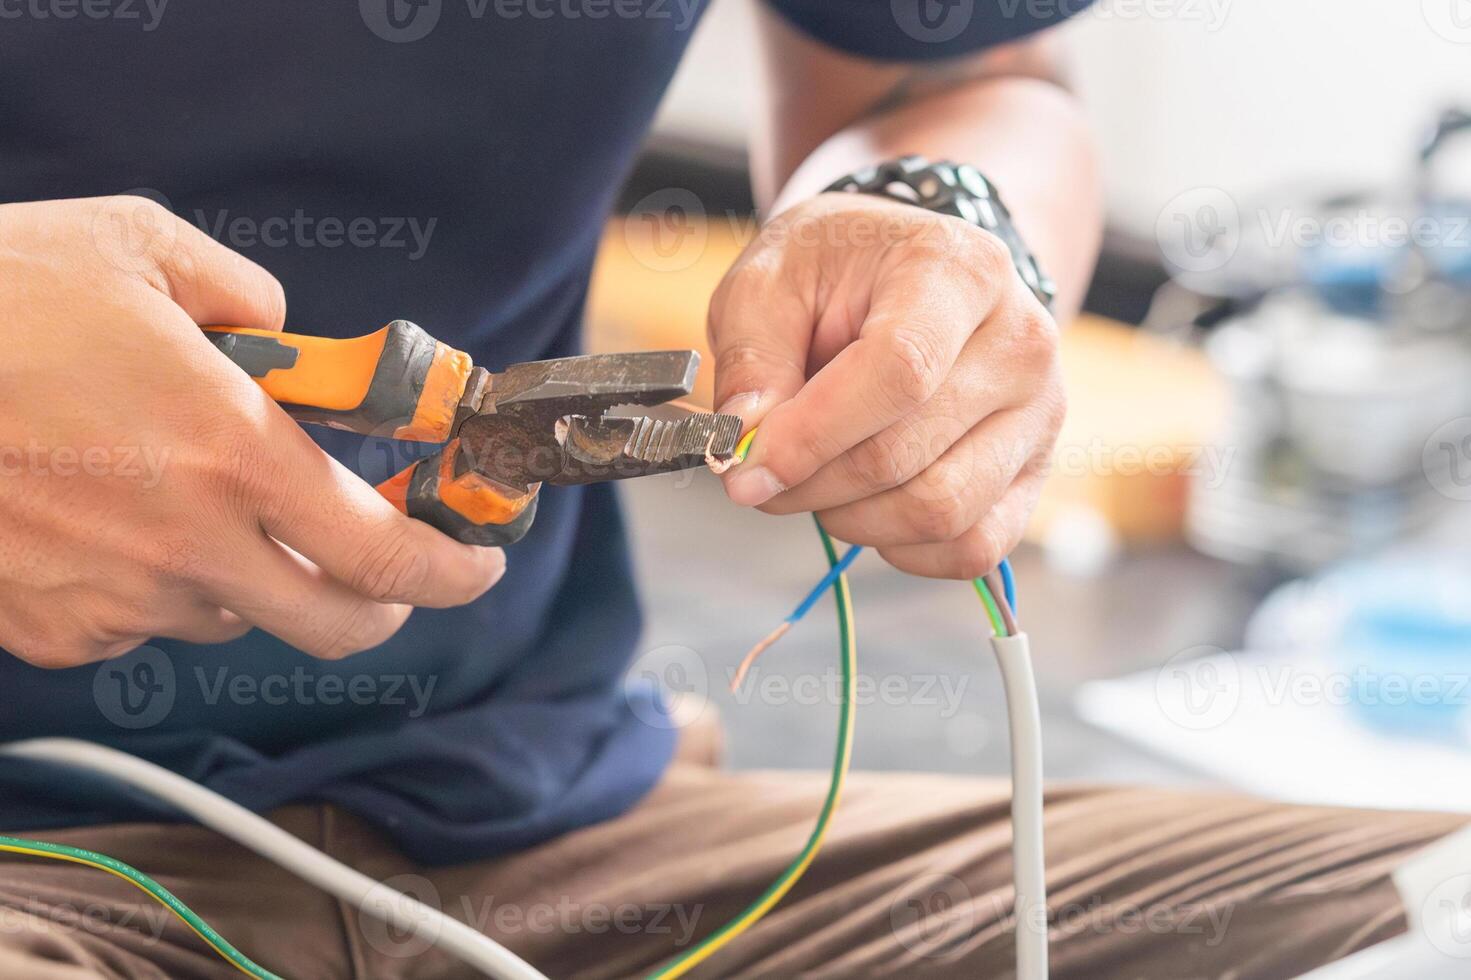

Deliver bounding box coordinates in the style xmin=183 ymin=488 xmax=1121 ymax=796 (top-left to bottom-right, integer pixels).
xmin=762 ymin=0 xmax=1096 ymax=62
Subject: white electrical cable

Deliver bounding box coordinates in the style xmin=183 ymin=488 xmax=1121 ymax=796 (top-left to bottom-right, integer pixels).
xmin=0 ymin=738 xmax=548 ymax=980
xmin=991 ymin=632 xmax=1048 ymax=980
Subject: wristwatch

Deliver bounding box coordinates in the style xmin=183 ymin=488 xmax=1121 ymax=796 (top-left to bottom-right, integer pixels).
xmin=824 ymin=156 xmax=1056 ymax=311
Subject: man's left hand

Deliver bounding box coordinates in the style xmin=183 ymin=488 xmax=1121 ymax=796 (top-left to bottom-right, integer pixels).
xmin=709 ymin=192 xmax=1066 ymax=580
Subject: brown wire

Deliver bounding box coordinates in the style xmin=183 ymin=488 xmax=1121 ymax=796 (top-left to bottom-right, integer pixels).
xmin=983 ymin=570 xmax=1019 ymax=635
xmin=729 ymin=621 xmax=792 ymax=691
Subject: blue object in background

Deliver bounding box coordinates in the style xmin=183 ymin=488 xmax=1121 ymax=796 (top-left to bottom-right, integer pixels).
xmin=1325 ymin=559 xmax=1471 ymax=741
xmin=1301 ymin=199 xmax=1471 ymax=318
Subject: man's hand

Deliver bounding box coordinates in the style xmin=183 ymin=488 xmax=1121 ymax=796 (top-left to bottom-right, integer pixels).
xmin=710 ymin=193 xmax=1065 ymax=580
xmin=0 ymin=197 xmax=504 ymax=668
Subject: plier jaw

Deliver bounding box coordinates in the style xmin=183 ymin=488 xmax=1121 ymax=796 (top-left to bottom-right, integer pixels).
xmin=204 ymin=322 xmax=742 ymax=547
xmin=455 ymin=350 xmax=742 ymax=494
xmin=419 ymin=350 xmax=741 ymax=545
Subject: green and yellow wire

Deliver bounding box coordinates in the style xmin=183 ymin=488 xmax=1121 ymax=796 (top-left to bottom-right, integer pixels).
xmin=0 ymin=834 xmax=281 ymax=979
xmin=647 ymin=516 xmax=856 ymax=979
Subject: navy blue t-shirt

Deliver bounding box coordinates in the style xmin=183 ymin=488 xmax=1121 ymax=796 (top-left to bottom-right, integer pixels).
xmin=0 ymin=0 xmax=1087 ymax=864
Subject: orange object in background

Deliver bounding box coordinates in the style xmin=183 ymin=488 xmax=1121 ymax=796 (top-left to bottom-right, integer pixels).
xmin=586 ymin=215 xmax=1225 ymax=542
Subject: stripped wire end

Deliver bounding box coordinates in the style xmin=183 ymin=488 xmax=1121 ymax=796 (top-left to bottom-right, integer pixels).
xmin=705 ymin=430 xmax=738 ymax=474
xmin=730 ymin=620 xmax=792 ymax=691
xmin=706 ymin=427 xmax=757 ymax=474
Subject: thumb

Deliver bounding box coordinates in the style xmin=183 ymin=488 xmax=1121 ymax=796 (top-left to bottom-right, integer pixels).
xmin=707 ymin=259 xmax=812 ymax=432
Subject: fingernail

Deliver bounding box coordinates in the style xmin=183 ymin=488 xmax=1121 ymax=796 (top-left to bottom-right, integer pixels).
xmin=724 ymin=464 xmax=785 ymax=507
xmin=717 ymin=391 xmax=764 ymax=423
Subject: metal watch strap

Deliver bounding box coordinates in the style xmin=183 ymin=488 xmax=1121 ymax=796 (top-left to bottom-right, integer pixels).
xmin=824 ymin=156 xmax=1057 ymax=311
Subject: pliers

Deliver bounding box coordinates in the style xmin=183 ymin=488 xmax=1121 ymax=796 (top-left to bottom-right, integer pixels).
xmin=204 ymin=321 xmax=742 ymax=545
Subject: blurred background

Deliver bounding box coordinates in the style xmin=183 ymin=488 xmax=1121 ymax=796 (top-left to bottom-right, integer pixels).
xmin=591 ymin=0 xmax=1471 ymax=808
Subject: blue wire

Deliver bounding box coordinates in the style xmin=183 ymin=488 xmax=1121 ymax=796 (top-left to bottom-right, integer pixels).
xmin=998 ymin=557 xmax=1017 ymax=614
xmin=787 ymin=547 xmax=1011 ymax=624
xmin=788 ymin=545 xmax=863 ymax=623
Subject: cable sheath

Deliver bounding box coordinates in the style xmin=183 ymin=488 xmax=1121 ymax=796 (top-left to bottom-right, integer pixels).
xmin=990 ymin=632 xmax=1048 ymax=980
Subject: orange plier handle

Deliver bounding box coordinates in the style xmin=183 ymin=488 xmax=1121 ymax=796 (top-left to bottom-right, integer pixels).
xmin=204 ymin=321 xmax=536 ymax=546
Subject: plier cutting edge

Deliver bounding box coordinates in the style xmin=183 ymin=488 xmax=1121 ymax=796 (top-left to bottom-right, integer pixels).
xmin=205 ymin=321 xmax=742 ymax=545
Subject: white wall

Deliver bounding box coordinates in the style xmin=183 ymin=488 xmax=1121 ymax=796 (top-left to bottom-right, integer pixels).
xmin=655 ymin=0 xmax=1471 ymax=234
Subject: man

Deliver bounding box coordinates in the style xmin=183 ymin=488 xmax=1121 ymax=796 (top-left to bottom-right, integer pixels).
xmin=0 ymin=1 xmax=1459 ymax=977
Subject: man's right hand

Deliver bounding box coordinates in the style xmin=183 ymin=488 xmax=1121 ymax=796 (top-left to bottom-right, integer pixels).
xmin=0 ymin=197 xmax=506 ymax=669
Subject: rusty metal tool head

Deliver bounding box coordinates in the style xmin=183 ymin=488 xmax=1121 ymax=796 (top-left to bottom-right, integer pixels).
xmin=454 ymin=350 xmax=743 ymax=494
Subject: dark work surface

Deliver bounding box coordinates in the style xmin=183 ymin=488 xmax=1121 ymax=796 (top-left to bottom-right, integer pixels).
xmin=620 ymin=471 xmax=1271 ymax=788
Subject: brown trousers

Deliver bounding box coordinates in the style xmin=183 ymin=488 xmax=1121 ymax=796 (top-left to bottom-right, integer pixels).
xmin=0 ymin=763 xmax=1462 ymax=980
